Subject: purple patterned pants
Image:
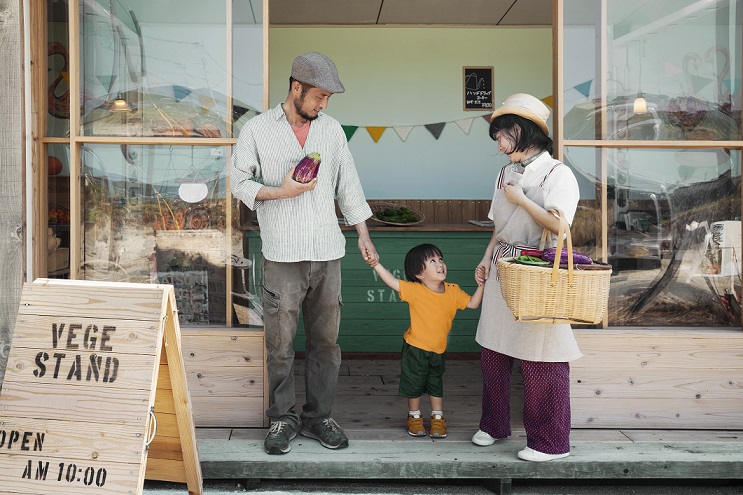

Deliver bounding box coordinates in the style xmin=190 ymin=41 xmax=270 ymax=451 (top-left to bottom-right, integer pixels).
xmin=479 ymin=348 xmax=571 ymax=454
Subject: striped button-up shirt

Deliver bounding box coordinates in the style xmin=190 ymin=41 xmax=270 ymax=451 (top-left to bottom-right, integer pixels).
xmin=231 ymin=103 xmax=372 ymax=262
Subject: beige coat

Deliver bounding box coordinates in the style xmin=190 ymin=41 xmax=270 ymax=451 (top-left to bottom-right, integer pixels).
xmin=475 ymin=153 xmax=582 ymax=362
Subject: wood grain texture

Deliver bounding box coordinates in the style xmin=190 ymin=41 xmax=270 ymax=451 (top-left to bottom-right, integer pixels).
xmin=0 ymin=0 xmax=24 ymax=391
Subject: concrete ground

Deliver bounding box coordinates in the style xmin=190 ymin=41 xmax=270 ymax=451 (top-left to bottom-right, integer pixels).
xmin=143 ymin=478 xmax=743 ymax=495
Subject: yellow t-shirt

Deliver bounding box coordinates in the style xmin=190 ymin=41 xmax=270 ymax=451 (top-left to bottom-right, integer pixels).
xmin=398 ymin=280 xmax=472 ymax=354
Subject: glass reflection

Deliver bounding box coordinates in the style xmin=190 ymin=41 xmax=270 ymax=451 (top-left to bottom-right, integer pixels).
xmin=81 ymin=144 xmax=233 ymax=324
xmin=79 ymin=0 xmax=260 ymax=137
xmin=47 ymin=0 xmax=70 ymax=137
xmin=563 ymin=0 xmax=742 ymax=141
xmin=565 ymin=146 xmax=741 ymax=326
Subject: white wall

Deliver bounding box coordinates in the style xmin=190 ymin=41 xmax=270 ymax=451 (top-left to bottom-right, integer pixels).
xmin=270 ymin=27 xmax=552 ymax=200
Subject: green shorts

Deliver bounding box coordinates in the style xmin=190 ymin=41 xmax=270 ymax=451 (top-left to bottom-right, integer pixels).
xmin=398 ymin=340 xmax=446 ymax=398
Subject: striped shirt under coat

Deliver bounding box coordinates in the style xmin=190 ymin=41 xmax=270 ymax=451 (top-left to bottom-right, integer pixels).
xmin=231 ymin=103 xmax=372 ymax=263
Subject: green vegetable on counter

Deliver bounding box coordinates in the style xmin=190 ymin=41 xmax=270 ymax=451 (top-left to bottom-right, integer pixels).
xmin=376 ymin=207 xmax=419 ymax=223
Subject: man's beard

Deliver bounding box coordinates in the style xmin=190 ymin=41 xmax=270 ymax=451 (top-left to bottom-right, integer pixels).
xmin=294 ymin=93 xmax=318 ymax=122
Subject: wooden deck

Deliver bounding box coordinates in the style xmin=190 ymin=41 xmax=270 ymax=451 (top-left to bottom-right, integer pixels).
xmin=191 ymin=358 xmax=743 ymax=493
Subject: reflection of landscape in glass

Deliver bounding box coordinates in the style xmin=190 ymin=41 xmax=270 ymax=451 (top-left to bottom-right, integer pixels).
xmin=563 ymin=0 xmax=742 ymax=327
xmin=78 ymin=0 xmax=262 ymax=137
xmin=81 ymin=144 xmax=242 ymax=324
xmin=565 ymin=148 xmax=741 ymax=327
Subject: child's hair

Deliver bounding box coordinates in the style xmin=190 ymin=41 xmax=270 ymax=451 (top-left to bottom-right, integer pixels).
xmin=404 ymin=243 xmax=443 ymax=283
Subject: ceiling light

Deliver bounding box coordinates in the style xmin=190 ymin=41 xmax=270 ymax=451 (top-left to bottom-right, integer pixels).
xmin=110 ymin=92 xmax=132 ymax=113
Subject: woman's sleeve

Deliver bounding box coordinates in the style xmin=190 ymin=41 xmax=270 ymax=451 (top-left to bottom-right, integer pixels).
xmin=543 ymin=166 xmax=580 ymax=224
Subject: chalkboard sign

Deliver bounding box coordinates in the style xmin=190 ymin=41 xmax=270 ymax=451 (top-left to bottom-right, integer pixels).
xmin=463 ymin=66 xmax=494 ymax=111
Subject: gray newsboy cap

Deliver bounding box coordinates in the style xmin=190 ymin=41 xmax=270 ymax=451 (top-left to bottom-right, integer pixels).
xmin=291 ymin=52 xmax=345 ymax=94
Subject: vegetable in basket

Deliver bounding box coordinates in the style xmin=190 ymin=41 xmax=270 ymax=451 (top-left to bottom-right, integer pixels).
xmin=541 ymin=247 xmax=592 ymax=265
xmin=292 ymin=152 xmax=321 ymax=183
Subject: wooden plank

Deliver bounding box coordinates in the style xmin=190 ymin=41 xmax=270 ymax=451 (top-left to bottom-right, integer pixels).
xmin=6 ymin=353 xmax=157 ymax=391
xmin=620 ymin=430 xmax=743 ymax=443
xmin=196 ymin=437 xmax=743 ymax=480
xmin=0 ymin=460 xmax=142 ymax=495
xmin=571 ymin=397 xmax=742 ymax=429
xmin=574 ymin=333 xmax=743 ymax=369
xmin=190 ymin=397 xmax=265 ymax=427
xmin=181 ymin=333 xmax=263 ymax=367
xmin=1 ymin=383 xmax=151 ymax=424
xmin=571 ymin=368 xmax=743 ymax=399
xmin=19 ymin=279 xmax=167 ymax=321
xmin=146 ymin=293 xmax=203 ymax=494
xmin=0 ymin=417 xmax=144 ymax=463
xmin=9 ymin=315 xmax=160 ymax=355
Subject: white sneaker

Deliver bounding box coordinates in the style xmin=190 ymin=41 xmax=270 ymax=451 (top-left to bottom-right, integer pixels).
xmin=471 ymin=429 xmax=496 ymax=446
xmin=517 ymin=446 xmax=569 ymax=462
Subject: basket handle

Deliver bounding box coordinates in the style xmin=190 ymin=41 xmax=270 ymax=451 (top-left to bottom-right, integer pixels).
xmin=549 ymin=209 xmax=574 ymax=284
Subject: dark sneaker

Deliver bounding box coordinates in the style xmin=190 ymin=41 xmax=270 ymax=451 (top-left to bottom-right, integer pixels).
xmin=264 ymin=421 xmax=297 ymax=455
xmin=300 ymin=418 xmax=349 ymax=449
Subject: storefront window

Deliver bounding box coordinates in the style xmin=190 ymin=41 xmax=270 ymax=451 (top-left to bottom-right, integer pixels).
xmin=42 ymin=0 xmax=263 ymax=326
xmin=81 ymin=144 xmax=238 ymax=324
xmin=565 ymin=146 xmax=741 ymax=326
xmin=79 ymin=0 xmax=239 ymax=138
xmin=563 ymin=0 xmax=742 ymax=142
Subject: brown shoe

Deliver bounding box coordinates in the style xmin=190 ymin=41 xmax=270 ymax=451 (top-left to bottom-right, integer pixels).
xmin=430 ymin=414 xmax=447 ymax=438
xmin=407 ymin=415 xmax=426 ymax=436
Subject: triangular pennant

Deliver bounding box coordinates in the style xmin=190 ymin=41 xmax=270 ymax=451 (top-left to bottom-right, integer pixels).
xmin=342 ymin=125 xmax=359 ymax=142
xmin=482 ymin=114 xmax=492 ymax=123
xmin=664 ymin=61 xmax=682 ymax=78
xmin=393 ymin=126 xmax=414 ymax=142
xmin=200 ymin=95 xmax=216 ymax=113
xmin=61 ymin=71 xmax=69 ymax=85
xmin=542 ymin=95 xmax=554 ymax=108
xmin=573 ymin=80 xmax=592 ymax=97
xmin=424 ymin=122 xmax=446 ymax=140
xmin=366 ymin=126 xmax=387 ymax=143
xmin=173 ymin=84 xmax=191 ymax=102
xmin=690 ymin=74 xmax=713 ymax=94
xmin=454 ymin=118 xmax=475 ymax=135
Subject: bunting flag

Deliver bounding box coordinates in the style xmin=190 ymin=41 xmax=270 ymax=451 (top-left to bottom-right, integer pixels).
xmin=424 ymin=123 xmax=446 ymax=140
xmin=573 ymin=80 xmax=592 ymax=97
xmin=342 ymin=125 xmax=359 ymax=142
xmin=689 ymin=74 xmax=713 ymax=95
xmin=541 ymin=95 xmax=553 ymax=108
xmin=392 ymin=126 xmax=414 ymax=142
xmin=454 ymin=118 xmax=475 ymax=135
xmin=366 ymin=126 xmax=387 ymax=143
xmin=173 ymin=85 xmax=191 ymax=102
xmin=200 ymin=95 xmax=216 ymax=113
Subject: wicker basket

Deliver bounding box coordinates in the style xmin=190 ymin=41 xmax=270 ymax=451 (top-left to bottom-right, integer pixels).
xmin=368 ymin=201 xmax=425 ymax=226
xmin=497 ymin=210 xmax=612 ymax=325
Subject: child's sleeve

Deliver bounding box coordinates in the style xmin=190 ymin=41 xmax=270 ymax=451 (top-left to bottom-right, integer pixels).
xmin=397 ymin=279 xmax=412 ymax=303
xmin=453 ymin=284 xmax=472 ymax=310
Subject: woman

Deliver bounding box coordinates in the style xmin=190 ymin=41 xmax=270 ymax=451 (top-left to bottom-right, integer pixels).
xmin=472 ymin=93 xmax=582 ymax=462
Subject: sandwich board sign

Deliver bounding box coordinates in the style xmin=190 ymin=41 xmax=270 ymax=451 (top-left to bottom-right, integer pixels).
xmin=0 ymin=278 xmax=202 ymax=495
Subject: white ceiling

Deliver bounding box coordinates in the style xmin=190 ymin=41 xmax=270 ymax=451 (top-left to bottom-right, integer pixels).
xmin=269 ymin=0 xmax=554 ymax=26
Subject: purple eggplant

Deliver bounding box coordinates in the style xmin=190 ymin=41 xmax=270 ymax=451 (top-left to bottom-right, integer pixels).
xmin=542 ymin=247 xmax=593 ymax=265
xmin=292 ymin=152 xmax=321 ymax=183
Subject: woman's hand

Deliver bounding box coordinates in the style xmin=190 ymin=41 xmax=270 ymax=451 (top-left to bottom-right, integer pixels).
xmin=503 ymin=181 xmax=526 ymax=206
xmin=475 ymin=261 xmax=490 ymax=285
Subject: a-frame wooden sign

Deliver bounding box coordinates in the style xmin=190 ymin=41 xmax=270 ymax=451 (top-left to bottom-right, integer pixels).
xmin=0 ymin=278 xmax=203 ymax=495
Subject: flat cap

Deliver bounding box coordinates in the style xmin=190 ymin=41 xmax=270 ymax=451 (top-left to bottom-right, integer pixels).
xmin=291 ymin=52 xmax=345 ymax=94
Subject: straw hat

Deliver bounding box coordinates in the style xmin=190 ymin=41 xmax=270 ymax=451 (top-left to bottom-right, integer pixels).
xmin=490 ymin=93 xmax=550 ymax=135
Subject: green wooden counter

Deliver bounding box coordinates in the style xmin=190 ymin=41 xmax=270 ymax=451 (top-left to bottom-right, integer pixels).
xmin=243 ymin=224 xmax=492 ymax=353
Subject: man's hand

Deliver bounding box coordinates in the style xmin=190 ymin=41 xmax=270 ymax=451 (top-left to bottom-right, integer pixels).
xmin=255 ymin=166 xmax=317 ymax=201
xmin=280 ymin=166 xmax=317 ymax=198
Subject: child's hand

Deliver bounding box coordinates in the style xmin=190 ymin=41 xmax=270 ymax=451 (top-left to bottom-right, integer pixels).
xmin=475 ymin=265 xmax=488 ymax=286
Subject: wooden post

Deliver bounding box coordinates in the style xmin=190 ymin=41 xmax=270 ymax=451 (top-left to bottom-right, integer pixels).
xmin=0 ymin=278 xmax=202 ymax=495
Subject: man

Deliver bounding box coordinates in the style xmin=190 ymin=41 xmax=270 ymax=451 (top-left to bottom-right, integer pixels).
xmin=231 ymin=52 xmax=379 ymax=455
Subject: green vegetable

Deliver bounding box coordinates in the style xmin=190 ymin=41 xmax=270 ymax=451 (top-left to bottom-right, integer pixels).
xmin=375 ymin=207 xmax=419 ymax=223
xmin=517 ymin=255 xmax=543 ymax=263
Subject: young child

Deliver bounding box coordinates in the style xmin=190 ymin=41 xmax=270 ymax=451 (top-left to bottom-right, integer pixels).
xmin=371 ymin=243 xmax=485 ymax=438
